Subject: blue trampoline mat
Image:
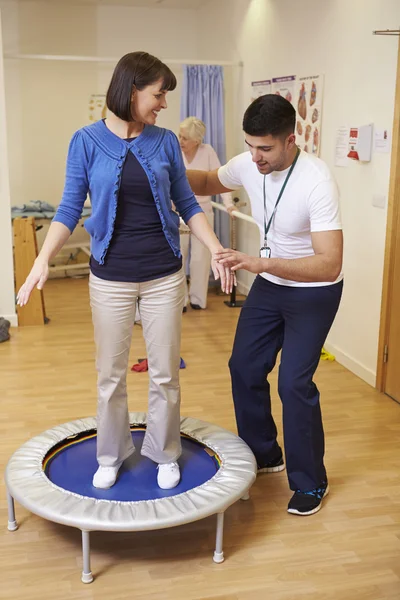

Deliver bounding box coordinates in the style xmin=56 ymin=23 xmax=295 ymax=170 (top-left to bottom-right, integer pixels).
xmin=44 ymin=429 xmax=220 ymax=501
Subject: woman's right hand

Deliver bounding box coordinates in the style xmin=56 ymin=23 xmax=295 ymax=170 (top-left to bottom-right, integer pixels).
xmin=17 ymin=257 xmax=49 ymax=306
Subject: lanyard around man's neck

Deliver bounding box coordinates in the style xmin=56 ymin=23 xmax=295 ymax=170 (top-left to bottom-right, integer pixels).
xmin=263 ymin=147 xmax=301 ymax=245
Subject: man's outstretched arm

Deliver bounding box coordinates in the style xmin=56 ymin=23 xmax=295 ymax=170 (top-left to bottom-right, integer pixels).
xmin=186 ymin=168 xmax=234 ymax=196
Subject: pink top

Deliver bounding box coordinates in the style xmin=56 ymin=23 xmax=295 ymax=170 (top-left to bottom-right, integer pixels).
xmin=182 ymin=144 xmax=233 ymax=214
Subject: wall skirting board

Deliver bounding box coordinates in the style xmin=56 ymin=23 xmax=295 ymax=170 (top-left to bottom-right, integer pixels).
xmin=323 ymin=343 xmax=376 ymax=388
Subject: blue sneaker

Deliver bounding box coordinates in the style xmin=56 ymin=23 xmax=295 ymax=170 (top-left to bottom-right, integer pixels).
xmin=287 ymin=483 xmax=329 ymax=516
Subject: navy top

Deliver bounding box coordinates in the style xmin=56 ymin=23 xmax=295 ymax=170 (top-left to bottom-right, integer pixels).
xmin=90 ymin=137 xmax=182 ymax=282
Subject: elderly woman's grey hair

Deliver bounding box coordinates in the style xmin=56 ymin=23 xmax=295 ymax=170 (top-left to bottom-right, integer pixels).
xmin=179 ymin=116 xmax=206 ymax=145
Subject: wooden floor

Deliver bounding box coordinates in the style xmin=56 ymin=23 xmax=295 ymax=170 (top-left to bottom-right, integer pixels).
xmin=1 ymin=277 xmax=400 ymax=600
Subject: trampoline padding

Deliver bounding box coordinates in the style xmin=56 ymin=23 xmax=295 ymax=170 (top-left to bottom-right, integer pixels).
xmin=5 ymin=413 xmax=257 ymax=532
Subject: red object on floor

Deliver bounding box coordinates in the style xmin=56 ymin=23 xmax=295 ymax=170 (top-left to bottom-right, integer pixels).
xmin=131 ymin=357 xmax=186 ymax=372
xmin=131 ymin=359 xmax=148 ymax=372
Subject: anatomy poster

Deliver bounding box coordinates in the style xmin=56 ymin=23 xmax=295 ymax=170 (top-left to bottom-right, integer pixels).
xmin=295 ymin=75 xmax=324 ymax=156
xmin=272 ymin=76 xmax=296 ymax=104
xmin=88 ymin=94 xmax=107 ymax=123
xmin=250 ymin=73 xmax=324 ymax=155
xmin=250 ymin=79 xmax=271 ymax=103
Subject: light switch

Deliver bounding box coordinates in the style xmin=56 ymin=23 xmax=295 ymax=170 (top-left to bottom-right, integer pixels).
xmin=372 ymin=194 xmax=386 ymax=209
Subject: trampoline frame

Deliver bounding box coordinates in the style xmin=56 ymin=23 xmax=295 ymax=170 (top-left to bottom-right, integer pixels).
xmin=5 ymin=413 xmax=256 ymax=583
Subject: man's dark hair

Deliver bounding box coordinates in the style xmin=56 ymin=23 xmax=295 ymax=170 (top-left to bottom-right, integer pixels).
xmin=243 ymin=94 xmax=296 ymax=138
xmin=106 ymin=51 xmax=177 ymax=122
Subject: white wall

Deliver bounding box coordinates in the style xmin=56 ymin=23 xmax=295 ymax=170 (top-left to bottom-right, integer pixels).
xmin=1 ymin=2 xmax=199 ymax=279
xmin=197 ymin=0 xmax=400 ymax=386
xmin=1 ymin=1 xmax=99 ymax=274
xmin=3 ymin=2 xmax=198 ymax=210
xmin=0 ymin=4 xmax=16 ymax=325
xmin=6 ymin=1 xmax=98 ymax=207
xmin=96 ymin=5 xmax=198 ymax=132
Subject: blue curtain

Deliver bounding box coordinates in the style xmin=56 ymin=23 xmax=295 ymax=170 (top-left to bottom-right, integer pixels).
xmin=180 ymin=65 xmax=230 ymax=248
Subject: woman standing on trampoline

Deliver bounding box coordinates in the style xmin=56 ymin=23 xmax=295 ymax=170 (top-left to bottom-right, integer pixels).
xmin=17 ymin=51 xmax=233 ymax=491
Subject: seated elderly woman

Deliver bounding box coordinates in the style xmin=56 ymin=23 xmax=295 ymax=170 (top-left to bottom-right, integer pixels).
xmin=179 ymin=117 xmax=234 ymax=311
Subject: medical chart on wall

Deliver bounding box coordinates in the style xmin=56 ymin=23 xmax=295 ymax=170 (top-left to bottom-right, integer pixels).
xmin=374 ymin=128 xmax=391 ymax=154
xmin=294 ymin=75 xmax=324 ymax=156
xmin=272 ymin=76 xmax=296 ymax=104
xmin=250 ymin=79 xmax=271 ymax=103
xmin=88 ymin=94 xmax=107 ymax=123
xmin=250 ymin=73 xmax=324 ymax=156
xmin=335 ymin=126 xmax=350 ymax=167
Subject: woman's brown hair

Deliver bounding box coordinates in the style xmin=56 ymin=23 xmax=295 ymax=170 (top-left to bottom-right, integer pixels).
xmin=106 ymin=51 xmax=177 ymax=121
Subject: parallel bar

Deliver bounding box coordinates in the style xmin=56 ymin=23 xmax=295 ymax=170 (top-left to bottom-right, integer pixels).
xmin=373 ymin=29 xmax=400 ymax=36
xmin=223 ymin=207 xmax=245 ymax=308
xmin=80 ymin=246 xmax=91 ymax=257
xmin=62 ymin=242 xmax=90 ymax=251
xmin=212 ymin=200 xmax=255 ymax=308
xmin=211 ymin=201 xmax=257 ymax=225
xmin=49 ymin=262 xmax=89 ymax=273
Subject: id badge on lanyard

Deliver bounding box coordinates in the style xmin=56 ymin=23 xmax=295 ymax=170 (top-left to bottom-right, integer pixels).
xmin=259 ymin=246 xmax=271 ymax=259
xmin=260 ymin=147 xmax=300 ymax=259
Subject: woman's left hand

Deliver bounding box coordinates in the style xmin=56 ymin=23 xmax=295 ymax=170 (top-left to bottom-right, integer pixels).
xmin=215 ymin=249 xmax=263 ymax=274
xmin=211 ymin=255 xmax=236 ymax=294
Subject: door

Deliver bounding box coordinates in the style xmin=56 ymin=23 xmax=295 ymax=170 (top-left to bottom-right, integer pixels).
xmin=384 ymin=197 xmax=400 ymax=402
xmin=377 ymin=38 xmax=400 ymax=402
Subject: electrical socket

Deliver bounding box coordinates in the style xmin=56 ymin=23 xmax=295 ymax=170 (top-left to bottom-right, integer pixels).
xmin=372 ymin=194 xmax=386 ymax=209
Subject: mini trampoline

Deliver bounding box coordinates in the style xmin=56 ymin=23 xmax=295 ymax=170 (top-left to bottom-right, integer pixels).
xmin=5 ymin=412 xmax=256 ymax=583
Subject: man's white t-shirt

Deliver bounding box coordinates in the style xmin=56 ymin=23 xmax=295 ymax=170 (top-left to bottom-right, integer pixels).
xmin=218 ymin=150 xmax=343 ymax=287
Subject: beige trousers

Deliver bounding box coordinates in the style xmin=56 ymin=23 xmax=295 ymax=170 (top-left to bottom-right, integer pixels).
xmin=181 ymin=211 xmax=214 ymax=309
xmin=89 ymin=269 xmax=185 ymax=467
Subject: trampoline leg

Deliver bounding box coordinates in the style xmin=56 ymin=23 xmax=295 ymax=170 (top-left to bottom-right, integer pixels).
xmin=213 ymin=512 xmax=225 ymax=563
xmin=81 ymin=530 xmax=94 ymax=584
xmin=6 ymin=489 xmax=18 ymax=531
